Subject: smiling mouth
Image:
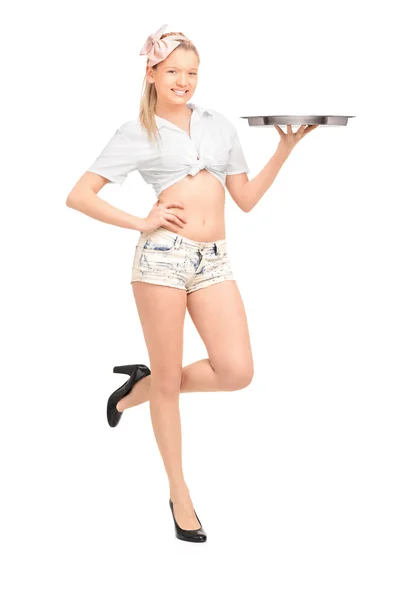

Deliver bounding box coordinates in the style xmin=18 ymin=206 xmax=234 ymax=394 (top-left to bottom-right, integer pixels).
xmin=171 ymin=89 xmax=189 ymax=94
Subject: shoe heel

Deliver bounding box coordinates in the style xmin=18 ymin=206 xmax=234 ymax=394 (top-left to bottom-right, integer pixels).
xmin=113 ymin=364 xmax=138 ymax=375
xmin=108 ymin=364 xmax=151 ymax=428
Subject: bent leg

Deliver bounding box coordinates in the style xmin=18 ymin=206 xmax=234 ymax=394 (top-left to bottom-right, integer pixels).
xmin=186 ymin=280 xmax=254 ymax=390
xmin=119 ymin=279 xmax=254 ymax=409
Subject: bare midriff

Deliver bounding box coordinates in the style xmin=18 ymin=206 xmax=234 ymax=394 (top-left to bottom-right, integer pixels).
xmin=157 ymin=169 xmax=226 ymax=242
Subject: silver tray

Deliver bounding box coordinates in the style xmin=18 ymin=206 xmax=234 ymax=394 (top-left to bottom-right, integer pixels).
xmin=240 ymin=115 xmax=355 ymax=127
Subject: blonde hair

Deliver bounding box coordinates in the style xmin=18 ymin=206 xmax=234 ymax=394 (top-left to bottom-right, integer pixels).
xmin=138 ymin=32 xmax=200 ymax=145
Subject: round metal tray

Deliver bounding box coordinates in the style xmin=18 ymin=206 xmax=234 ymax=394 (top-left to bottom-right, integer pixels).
xmin=240 ymin=115 xmax=355 ymax=127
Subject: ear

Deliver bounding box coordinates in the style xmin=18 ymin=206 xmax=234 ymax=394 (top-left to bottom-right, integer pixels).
xmin=146 ymin=66 xmax=154 ymax=82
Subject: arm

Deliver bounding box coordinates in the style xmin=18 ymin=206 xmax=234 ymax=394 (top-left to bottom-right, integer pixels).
xmin=224 ymin=120 xmax=291 ymax=213
xmin=241 ymin=144 xmax=291 ymax=213
xmin=67 ymin=122 xmax=145 ymax=230
xmin=240 ymin=124 xmax=319 ymax=212
xmin=66 ymin=172 xmax=145 ymax=231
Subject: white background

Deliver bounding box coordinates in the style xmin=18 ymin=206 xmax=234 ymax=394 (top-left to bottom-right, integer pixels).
xmin=2 ymin=1 xmax=399 ymax=599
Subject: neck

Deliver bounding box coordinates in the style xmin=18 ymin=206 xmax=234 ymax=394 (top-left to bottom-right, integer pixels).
xmin=155 ymin=100 xmax=193 ymax=121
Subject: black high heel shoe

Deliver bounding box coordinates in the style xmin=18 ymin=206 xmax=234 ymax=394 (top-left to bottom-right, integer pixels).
xmin=107 ymin=364 xmax=151 ymax=428
xmin=169 ymin=499 xmax=207 ymax=543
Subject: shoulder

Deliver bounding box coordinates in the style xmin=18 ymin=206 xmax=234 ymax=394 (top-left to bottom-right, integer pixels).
xmin=204 ymin=108 xmax=236 ymax=134
xmin=116 ymin=118 xmax=144 ymax=140
xmin=111 ymin=118 xmax=153 ymax=153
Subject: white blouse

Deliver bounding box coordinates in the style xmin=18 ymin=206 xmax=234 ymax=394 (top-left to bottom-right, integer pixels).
xmin=87 ymin=102 xmax=250 ymax=198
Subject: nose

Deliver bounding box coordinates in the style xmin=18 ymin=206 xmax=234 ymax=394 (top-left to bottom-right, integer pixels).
xmin=176 ymin=76 xmax=188 ymax=87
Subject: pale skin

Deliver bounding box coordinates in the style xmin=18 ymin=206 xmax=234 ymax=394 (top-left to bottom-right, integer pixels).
xmin=119 ymin=45 xmax=318 ymax=531
xmin=63 ymin=40 xmax=318 ymax=531
xmin=128 ymin=279 xmax=253 ymax=532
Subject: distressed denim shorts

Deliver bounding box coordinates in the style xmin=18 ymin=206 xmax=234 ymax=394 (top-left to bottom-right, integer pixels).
xmin=130 ymin=226 xmax=235 ymax=294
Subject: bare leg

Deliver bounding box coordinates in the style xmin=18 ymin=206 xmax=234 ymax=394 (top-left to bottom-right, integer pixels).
xmin=131 ymin=282 xmax=201 ymax=530
xmin=118 ymin=280 xmax=254 ymax=412
xmin=129 ymin=279 xmax=254 ymax=531
xmin=147 ymin=379 xmax=201 ymax=529
xmin=116 ymin=358 xmax=220 ymax=412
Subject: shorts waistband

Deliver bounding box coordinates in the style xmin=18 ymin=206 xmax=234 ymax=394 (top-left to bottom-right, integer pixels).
xmin=142 ymin=226 xmax=226 ymax=251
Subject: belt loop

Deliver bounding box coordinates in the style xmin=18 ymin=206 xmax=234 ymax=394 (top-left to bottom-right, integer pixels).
xmin=214 ymin=242 xmax=218 ymax=255
xmin=174 ymin=235 xmax=182 ymax=250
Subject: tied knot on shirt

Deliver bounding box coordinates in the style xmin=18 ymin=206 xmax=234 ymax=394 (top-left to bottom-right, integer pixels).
xmin=189 ymin=159 xmax=205 ymax=176
xmin=186 ymin=152 xmax=227 ymax=177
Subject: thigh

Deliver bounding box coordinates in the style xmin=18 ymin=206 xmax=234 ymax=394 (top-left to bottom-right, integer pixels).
xmin=131 ymin=282 xmax=187 ymax=390
xmin=186 ymin=280 xmax=254 ymax=380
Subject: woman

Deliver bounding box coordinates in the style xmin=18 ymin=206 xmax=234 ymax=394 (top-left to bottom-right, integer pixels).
xmin=66 ymin=24 xmax=318 ymax=543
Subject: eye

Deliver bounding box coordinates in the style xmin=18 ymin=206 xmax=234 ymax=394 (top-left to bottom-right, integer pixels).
xmin=167 ymin=70 xmax=197 ymax=75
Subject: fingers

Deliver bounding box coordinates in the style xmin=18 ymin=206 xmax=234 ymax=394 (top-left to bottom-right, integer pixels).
xmin=164 ymin=211 xmax=187 ymax=227
xmin=276 ymin=124 xmax=319 ymax=135
xmin=166 ymin=202 xmax=185 ymax=210
xmin=303 ymin=124 xmax=319 ymax=136
xmin=151 ymin=201 xmax=187 ymax=232
xmin=294 ymin=124 xmax=319 ymax=139
xmin=164 ymin=217 xmax=185 ymax=230
xmin=275 ymin=122 xmax=319 ymax=145
xmin=162 ymin=220 xmax=180 ymax=233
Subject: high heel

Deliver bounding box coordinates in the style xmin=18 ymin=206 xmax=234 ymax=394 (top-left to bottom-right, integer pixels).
xmin=169 ymin=499 xmax=207 ymax=543
xmin=113 ymin=364 xmax=149 ymax=376
xmin=107 ymin=364 xmax=151 ymax=428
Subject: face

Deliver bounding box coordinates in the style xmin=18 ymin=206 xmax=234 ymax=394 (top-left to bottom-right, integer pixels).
xmin=146 ymin=48 xmax=199 ymax=105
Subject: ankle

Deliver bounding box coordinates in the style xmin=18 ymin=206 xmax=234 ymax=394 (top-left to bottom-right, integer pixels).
xmin=169 ymin=483 xmax=191 ymax=503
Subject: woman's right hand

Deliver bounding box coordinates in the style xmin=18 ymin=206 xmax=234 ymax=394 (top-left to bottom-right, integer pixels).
xmin=140 ymin=200 xmax=188 ymax=234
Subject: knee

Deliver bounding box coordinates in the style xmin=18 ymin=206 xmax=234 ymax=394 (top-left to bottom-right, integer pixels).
xmin=150 ymin=372 xmax=182 ymax=398
xmin=218 ymin=363 xmax=254 ymax=391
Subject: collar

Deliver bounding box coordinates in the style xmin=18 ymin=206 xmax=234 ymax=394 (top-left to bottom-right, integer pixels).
xmin=154 ymin=103 xmax=211 ymax=129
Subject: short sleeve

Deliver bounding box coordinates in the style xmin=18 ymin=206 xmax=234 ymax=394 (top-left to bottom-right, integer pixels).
xmin=226 ymin=127 xmax=250 ymax=176
xmin=87 ymin=123 xmax=137 ymax=184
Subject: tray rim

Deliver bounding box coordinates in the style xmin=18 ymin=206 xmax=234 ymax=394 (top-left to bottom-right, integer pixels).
xmin=240 ymin=115 xmax=355 ymax=125
xmin=240 ymin=114 xmax=356 ymax=118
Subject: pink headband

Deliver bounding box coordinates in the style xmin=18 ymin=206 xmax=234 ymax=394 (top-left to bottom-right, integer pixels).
xmin=139 ymin=24 xmax=191 ymax=67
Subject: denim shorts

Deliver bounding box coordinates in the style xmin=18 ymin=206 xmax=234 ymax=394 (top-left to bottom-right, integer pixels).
xmin=131 ymin=226 xmax=235 ymax=294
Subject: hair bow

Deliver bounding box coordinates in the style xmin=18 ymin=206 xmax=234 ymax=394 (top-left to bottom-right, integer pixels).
xmin=139 ymin=24 xmax=190 ymax=67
